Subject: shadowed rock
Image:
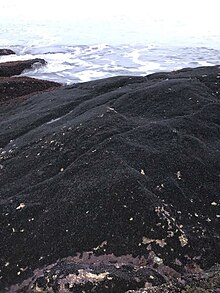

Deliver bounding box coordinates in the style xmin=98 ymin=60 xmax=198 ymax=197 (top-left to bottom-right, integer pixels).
xmin=0 ymin=49 xmax=16 ymax=56
xmin=0 ymin=65 xmax=220 ymax=292
xmin=0 ymin=58 xmax=46 ymax=77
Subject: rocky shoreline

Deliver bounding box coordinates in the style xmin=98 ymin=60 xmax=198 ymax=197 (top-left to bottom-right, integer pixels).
xmin=0 ymin=50 xmax=61 ymax=105
xmin=0 ymin=49 xmax=220 ymax=292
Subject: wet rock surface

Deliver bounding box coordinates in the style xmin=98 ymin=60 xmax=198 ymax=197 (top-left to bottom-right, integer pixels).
xmin=8 ymin=258 xmax=220 ymax=293
xmin=8 ymin=253 xmax=167 ymax=293
xmin=127 ymin=264 xmax=220 ymax=292
xmin=0 ymin=65 xmax=220 ymax=292
xmin=0 ymin=48 xmax=16 ymax=56
xmin=0 ymin=58 xmax=46 ymax=77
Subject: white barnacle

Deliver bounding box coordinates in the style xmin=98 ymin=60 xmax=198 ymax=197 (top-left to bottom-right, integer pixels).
xmin=176 ymin=171 xmax=182 ymax=180
xmin=154 ymin=256 xmax=163 ymax=265
xmin=140 ymin=169 xmax=145 ymax=175
xmin=107 ymin=106 xmax=117 ymax=113
xmin=179 ymin=234 xmax=188 ymax=247
xmin=16 ymin=203 xmax=25 ymax=210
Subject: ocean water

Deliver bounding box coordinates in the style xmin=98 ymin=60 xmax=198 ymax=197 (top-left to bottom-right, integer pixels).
xmin=0 ymin=11 xmax=220 ymax=84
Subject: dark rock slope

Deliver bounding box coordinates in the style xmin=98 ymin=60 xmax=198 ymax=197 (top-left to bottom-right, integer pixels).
xmin=0 ymin=66 xmax=220 ymax=292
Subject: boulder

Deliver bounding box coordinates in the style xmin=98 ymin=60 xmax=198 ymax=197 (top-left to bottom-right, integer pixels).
xmin=0 ymin=65 xmax=220 ymax=292
xmin=0 ymin=48 xmax=16 ymax=56
xmin=0 ymin=58 xmax=46 ymax=77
